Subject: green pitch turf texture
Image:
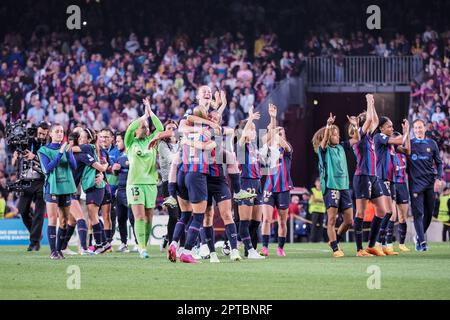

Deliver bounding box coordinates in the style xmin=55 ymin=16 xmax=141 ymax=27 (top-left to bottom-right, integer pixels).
xmin=1 ymin=243 xmax=449 ymax=300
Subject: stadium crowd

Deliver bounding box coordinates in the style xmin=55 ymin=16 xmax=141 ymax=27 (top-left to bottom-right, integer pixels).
xmin=0 ymin=13 xmax=448 ymax=241
xmin=409 ymin=26 xmax=450 ymax=183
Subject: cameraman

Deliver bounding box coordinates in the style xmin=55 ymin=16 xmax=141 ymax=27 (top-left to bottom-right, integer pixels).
xmin=11 ymin=121 xmax=49 ymax=251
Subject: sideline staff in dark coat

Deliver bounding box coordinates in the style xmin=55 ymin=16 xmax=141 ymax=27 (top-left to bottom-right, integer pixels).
xmin=407 ymin=119 xmax=443 ymax=251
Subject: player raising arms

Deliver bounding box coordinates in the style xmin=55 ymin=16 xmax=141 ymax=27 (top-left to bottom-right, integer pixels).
xmin=237 ymin=106 xmax=266 ymax=259
xmin=200 ymin=109 xmax=244 ymax=262
xmin=260 ymin=104 xmax=293 ymax=257
xmin=352 ymin=94 xmax=388 ymax=257
xmin=312 ymin=113 xmax=360 ymax=257
xmin=393 ymin=131 xmax=411 ymax=252
xmin=125 ymin=97 xmax=164 ymax=259
xmin=38 ymin=124 xmax=77 ymax=260
xmin=373 ymin=117 xmax=410 ymax=255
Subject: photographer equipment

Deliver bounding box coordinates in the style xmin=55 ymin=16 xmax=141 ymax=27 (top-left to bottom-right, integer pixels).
xmin=6 ymin=119 xmax=48 ymax=251
xmin=5 ymin=120 xmax=44 ymax=193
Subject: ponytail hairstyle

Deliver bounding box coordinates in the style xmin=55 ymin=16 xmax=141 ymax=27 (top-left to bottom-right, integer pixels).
xmin=68 ymin=131 xmax=80 ymax=147
xmin=357 ymin=112 xmax=367 ymax=128
xmin=84 ymin=128 xmax=97 ymax=144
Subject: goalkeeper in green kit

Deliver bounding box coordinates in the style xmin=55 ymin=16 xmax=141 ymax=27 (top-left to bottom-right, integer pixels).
xmin=125 ymin=97 xmax=164 ymax=259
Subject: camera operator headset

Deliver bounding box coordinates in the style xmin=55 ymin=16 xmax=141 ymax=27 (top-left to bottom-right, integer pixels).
xmin=11 ymin=121 xmax=49 ymax=252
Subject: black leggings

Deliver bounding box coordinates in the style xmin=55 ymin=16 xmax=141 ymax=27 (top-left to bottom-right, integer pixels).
xmin=116 ymin=189 xmax=137 ymax=244
xmin=162 ymin=181 xmax=179 ymax=243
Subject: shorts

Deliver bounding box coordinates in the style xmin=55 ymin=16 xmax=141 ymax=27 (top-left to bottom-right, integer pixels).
xmin=44 ymin=194 xmax=72 ymax=208
xmin=101 ymin=187 xmax=112 ymax=205
xmin=395 ymin=182 xmax=409 ymax=204
xmin=263 ymin=190 xmax=290 ymax=210
xmin=176 ymin=170 xmax=189 ymax=201
xmin=239 ymin=178 xmax=263 ymax=206
xmin=353 ymin=175 xmax=384 ymax=200
xmin=86 ymin=187 xmax=106 ymax=207
xmin=126 ymin=184 xmax=157 ymax=209
xmin=116 ymin=188 xmax=128 ymax=207
xmin=184 ymin=172 xmax=208 ymax=204
xmin=380 ymin=180 xmax=389 ymax=197
xmin=71 ymin=194 xmax=81 ymax=201
xmin=207 ymin=176 xmax=232 ymax=206
xmin=324 ymin=189 xmax=353 ymax=211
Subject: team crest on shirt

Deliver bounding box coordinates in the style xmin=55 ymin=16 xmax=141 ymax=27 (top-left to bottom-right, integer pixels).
xmin=52 ymin=195 xmax=56 ymax=200
xmin=413 ymin=193 xmax=418 ymax=198
xmin=426 ymin=148 xmax=431 ymax=153
xmin=125 ymin=161 xmax=129 ymax=166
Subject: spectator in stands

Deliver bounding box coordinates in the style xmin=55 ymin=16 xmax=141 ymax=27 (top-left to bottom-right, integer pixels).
xmin=431 ymin=105 xmax=446 ymax=123
xmin=223 ymin=99 xmax=244 ymax=129
xmin=26 ymin=97 xmax=45 ymax=125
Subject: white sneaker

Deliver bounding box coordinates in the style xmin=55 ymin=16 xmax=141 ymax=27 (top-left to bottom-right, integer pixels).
xmin=230 ymin=248 xmax=242 ymax=261
xmin=192 ymin=247 xmax=202 ymax=260
xmin=131 ymin=244 xmax=139 ymax=253
xmin=209 ymin=252 xmax=220 ymax=263
xmin=247 ymin=248 xmax=265 ymax=260
xmin=79 ymin=248 xmax=95 ymax=256
xmin=199 ymin=244 xmax=211 ymax=259
xmin=118 ymin=243 xmax=130 ymax=253
xmin=62 ymin=248 xmax=78 ymax=256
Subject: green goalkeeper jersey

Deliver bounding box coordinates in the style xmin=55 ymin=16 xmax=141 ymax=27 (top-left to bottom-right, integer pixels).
xmin=125 ymin=114 xmax=164 ymax=185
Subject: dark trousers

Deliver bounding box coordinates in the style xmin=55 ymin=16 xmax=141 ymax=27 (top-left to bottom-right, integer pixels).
xmin=310 ymin=212 xmax=324 ymax=243
xmin=443 ymin=223 xmax=450 ymax=242
xmin=411 ymin=188 xmax=435 ymax=243
xmin=17 ymin=180 xmax=45 ymax=245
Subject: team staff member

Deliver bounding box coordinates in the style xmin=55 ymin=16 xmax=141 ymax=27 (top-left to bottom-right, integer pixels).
xmin=125 ymin=97 xmax=164 ymax=259
xmin=112 ymin=132 xmax=138 ymax=252
xmin=308 ymin=178 xmax=326 ymax=243
xmin=438 ymin=188 xmax=450 ymax=242
xmin=407 ymin=119 xmax=443 ymax=251
xmin=38 ymin=124 xmax=77 ymax=260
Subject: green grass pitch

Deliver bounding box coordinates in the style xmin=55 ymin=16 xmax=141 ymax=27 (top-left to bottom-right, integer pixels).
xmin=1 ymin=243 xmax=449 ymax=300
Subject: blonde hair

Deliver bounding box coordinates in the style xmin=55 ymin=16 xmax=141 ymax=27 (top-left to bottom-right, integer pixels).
xmin=193 ymin=106 xmax=208 ymax=119
xmin=311 ymin=125 xmax=339 ymax=153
